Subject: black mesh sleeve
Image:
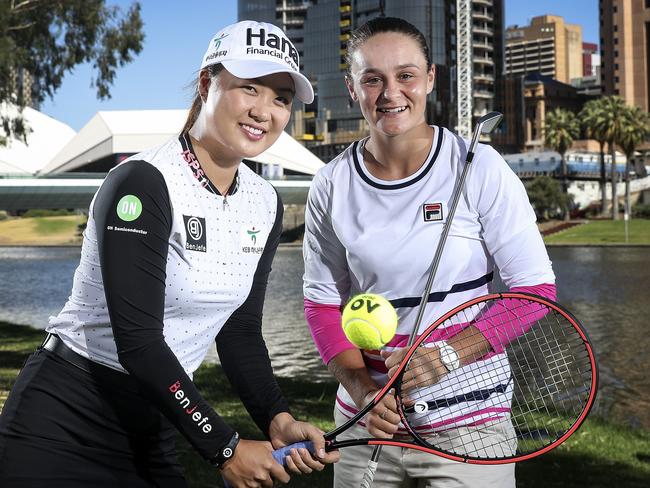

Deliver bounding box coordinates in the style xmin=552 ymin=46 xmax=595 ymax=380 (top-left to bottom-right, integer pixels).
xmin=216 ymin=190 xmax=291 ymax=437
xmin=93 ymin=160 xmax=234 ymax=461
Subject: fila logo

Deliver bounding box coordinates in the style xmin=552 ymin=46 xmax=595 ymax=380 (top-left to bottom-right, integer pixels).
xmin=423 ymin=203 xmax=443 ymax=222
xmin=183 ymin=215 xmax=207 ymax=252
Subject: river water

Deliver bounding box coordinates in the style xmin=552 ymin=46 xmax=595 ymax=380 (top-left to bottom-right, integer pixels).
xmin=0 ymin=245 xmax=648 ymax=429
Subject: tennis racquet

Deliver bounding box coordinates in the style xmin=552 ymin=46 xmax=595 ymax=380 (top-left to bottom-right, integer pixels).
xmin=269 ymin=292 xmax=597 ymax=465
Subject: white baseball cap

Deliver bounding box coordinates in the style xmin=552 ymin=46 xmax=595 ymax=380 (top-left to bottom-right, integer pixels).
xmin=201 ymin=20 xmax=314 ymax=104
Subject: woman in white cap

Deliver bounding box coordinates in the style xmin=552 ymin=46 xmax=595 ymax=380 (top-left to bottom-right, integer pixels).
xmin=0 ymin=20 xmax=338 ymax=488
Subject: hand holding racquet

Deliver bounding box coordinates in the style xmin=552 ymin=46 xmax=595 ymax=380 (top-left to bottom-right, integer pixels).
xmin=268 ymin=292 xmax=597 ymax=464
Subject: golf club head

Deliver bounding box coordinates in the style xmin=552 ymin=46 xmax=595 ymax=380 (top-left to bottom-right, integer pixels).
xmin=467 ymin=111 xmax=503 ymax=161
xmin=477 ymin=111 xmax=503 ymax=135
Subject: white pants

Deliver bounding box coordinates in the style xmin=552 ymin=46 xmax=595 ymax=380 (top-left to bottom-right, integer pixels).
xmin=333 ymin=408 xmax=516 ymax=488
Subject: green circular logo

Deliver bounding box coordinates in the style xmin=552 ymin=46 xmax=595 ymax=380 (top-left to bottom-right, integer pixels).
xmin=116 ymin=195 xmax=142 ymax=222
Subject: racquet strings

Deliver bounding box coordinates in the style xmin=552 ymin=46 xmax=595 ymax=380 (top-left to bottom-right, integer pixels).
xmin=397 ymin=296 xmax=595 ymax=460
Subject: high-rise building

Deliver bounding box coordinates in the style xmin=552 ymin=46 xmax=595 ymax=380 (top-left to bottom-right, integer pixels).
xmin=238 ymin=0 xmax=504 ymax=160
xmin=583 ymin=42 xmax=600 ymax=77
xmin=600 ymin=0 xmax=650 ymax=111
xmin=504 ymin=15 xmax=583 ymax=84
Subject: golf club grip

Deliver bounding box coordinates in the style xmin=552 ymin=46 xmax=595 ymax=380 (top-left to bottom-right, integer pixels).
xmin=222 ymin=441 xmax=315 ymax=488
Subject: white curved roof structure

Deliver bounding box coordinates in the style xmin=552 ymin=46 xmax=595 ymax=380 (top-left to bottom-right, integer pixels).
xmin=0 ymin=105 xmax=76 ymax=174
xmin=40 ymin=109 xmax=324 ymax=175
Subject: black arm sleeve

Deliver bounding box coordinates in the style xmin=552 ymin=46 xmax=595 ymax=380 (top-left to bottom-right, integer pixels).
xmin=216 ymin=191 xmax=291 ymax=437
xmin=94 ymin=161 xmax=234 ymax=461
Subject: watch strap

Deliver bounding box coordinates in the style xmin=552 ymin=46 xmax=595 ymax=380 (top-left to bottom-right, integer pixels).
xmin=210 ymin=431 xmax=240 ymax=469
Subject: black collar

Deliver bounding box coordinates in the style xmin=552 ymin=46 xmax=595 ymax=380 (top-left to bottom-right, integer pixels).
xmin=179 ymin=133 xmax=239 ymax=196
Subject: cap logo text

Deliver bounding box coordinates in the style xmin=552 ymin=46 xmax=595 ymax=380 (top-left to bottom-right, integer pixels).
xmin=246 ymin=27 xmax=298 ymax=68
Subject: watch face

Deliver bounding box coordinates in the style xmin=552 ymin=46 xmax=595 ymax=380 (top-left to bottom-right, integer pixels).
xmin=440 ymin=345 xmax=460 ymax=370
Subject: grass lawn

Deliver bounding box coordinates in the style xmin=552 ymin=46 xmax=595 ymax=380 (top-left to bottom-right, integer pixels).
xmin=0 ymin=216 xmax=84 ymax=246
xmin=545 ymin=219 xmax=650 ymax=245
xmin=1 ymin=321 xmax=649 ymax=487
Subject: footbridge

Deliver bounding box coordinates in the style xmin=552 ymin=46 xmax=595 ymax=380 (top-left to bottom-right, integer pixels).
xmin=0 ymin=174 xmax=313 ymax=212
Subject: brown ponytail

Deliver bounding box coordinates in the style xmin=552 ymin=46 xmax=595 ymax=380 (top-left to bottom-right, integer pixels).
xmin=180 ymin=64 xmax=224 ymax=135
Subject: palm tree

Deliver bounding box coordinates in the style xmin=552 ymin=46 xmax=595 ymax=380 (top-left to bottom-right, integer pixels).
xmin=544 ymin=107 xmax=580 ymax=219
xmin=594 ymin=96 xmax=629 ymax=220
xmin=618 ymin=106 xmax=650 ymax=222
xmin=579 ymin=98 xmax=608 ymax=215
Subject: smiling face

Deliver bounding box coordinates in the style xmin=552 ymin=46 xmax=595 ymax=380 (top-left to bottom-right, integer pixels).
xmin=198 ymin=68 xmax=295 ymax=162
xmin=346 ymin=32 xmax=435 ymax=138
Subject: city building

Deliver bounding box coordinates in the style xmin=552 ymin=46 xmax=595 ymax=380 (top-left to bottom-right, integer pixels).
xmin=599 ymin=0 xmax=650 ymax=111
xmin=571 ymin=43 xmax=602 ymax=97
xmin=582 ymin=42 xmax=600 ymax=77
xmin=505 ymin=15 xmax=583 ymax=84
xmin=239 ymin=0 xmax=504 ymax=160
xmin=493 ymin=73 xmax=593 ymax=153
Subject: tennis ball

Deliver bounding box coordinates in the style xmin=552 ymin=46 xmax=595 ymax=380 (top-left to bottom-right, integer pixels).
xmin=342 ymin=294 xmax=398 ymax=350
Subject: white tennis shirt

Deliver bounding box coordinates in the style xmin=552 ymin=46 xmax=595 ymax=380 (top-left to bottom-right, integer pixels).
xmin=303 ymin=126 xmax=555 ymax=433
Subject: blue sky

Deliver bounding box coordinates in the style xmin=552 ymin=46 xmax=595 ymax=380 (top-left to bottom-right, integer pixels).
xmin=40 ymin=0 xmax=600 ymax=131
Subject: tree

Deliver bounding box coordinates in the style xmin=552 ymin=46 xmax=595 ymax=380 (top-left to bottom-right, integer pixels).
xmin=0 ymin=0 xmax=144 ymax=145
xmin=618 ymin=106 xmax=650 ymax=221
xmin=526 ymin=176 xmax=571 ymax=221
xmin=544 ymin=107 xmax=579 ymax=219
xmin=593 ymin=96 xmax=628 ymax=220
xmin=579 ymin=98 xmax=608 ymax=215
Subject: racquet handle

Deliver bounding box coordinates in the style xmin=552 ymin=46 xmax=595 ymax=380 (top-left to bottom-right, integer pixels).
xmin=222 ymin=441 xmax=315 ymax=488
xmin=271 ymin=441 xmax=315 ymax=464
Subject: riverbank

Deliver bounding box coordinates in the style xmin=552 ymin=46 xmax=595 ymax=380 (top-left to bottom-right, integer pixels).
xmin=0 ymin=215 xmax=84 ymax=246
xmin=1 ymin=321 xmax=648 ymax=487
xmin=2 ymin=215 xmax=650 ymax=247
xmin=543 ymin=219 xmax=650 ymax=245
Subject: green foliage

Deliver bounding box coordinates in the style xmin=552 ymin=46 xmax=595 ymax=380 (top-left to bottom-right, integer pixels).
xmin=0 ymin=0 xmax=144 ymax=143
xmin=544 ymin=108 xmax=580 ymax=218
xmin=0 ymin=210 xmax=7 ymax=221
xmin=22 ymin=208 xmax=75 ymax=217
xmin=526 ymin=176 xmax=570 ymax=221
xmin=633 ymin=203 xmax=650 ymax=219
xmin=595 ymin=97 xmax=629 ymax=148
xmin=579 ymin=96 xmax=650 ymax=219
xmin=619 ymin=106 xmax=650 ymax=162
xmin=544 ymin=108 xmax=580 ymax=157
xmin=580 ymin=98 xmax=610 ymax=215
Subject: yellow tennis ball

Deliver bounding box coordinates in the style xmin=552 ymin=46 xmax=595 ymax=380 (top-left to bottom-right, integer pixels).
xmin=342 ymin=294 xmax=398 ymax=350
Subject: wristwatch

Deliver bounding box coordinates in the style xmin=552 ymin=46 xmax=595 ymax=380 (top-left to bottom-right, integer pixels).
xmin=437 ymin=341 xmax=460 ymax=372
xmin=210 ymin=431 xmax=240 ymax=469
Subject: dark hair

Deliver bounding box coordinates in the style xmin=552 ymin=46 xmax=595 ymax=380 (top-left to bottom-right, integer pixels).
xmin=345 ymin=17 xmax=432 ymax=75
xmin=180 ymin=64 xmax=224 ymax=135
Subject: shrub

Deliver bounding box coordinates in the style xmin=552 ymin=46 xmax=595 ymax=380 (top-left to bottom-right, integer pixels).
xmin=632 ymin=203 xmax=650 ymax=219
xmin=526 ymin=176 xmax=571 ymax=221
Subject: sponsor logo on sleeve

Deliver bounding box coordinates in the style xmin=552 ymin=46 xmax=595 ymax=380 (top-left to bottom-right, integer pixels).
xmin=169 ymin=380 xmax=213 ymax=434
xmin=116 ymin=195 xmax=142 ymax=221
xmin=423 ymin=202 xmax=443 ymax=222
xmin=183 ymin=215 xmax=207 ymax=252
xmin=107 ymin=195 xmax=148 ymax=235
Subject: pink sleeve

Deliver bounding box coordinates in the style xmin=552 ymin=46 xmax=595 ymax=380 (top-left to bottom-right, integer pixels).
xmin=473 ymin=283 xmax=557 ymax=354
xmin=304 ymin=298 xmax=356 ymax=365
